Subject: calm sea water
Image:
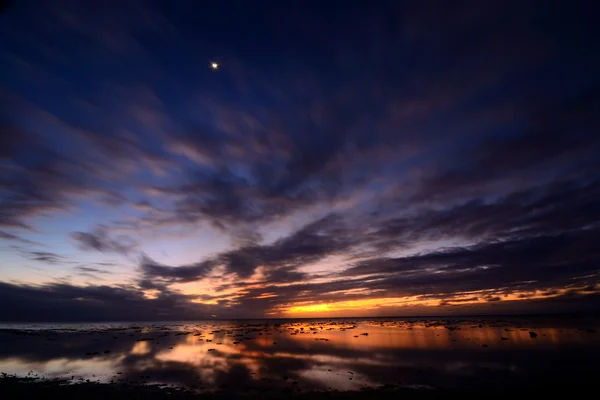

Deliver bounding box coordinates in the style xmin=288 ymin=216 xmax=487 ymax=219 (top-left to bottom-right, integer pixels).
xmin=1 ymin=316 xmax=599 ymax=392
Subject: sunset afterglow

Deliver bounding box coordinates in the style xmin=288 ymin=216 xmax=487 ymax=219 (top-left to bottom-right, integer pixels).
xmin=0 ymin=0 xmax=598 ymax=322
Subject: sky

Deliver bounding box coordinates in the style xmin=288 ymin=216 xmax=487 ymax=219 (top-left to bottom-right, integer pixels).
xmin=0 ymin=0 xmax=599 ymax=321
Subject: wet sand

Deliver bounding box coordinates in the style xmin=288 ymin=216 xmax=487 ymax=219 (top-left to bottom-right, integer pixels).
xmin=1 ymin=374 xmax=597 ymax=399
xmin=1 ymin=316 xmax=598 ymax=397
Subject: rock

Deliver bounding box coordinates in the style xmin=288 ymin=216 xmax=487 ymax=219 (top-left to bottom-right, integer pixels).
xmin=529 ymin=331 xmax=538 ymax=338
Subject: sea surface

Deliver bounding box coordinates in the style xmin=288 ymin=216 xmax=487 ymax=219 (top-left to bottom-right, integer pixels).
xmin=1 ymin=316 xmax=599 ymax=393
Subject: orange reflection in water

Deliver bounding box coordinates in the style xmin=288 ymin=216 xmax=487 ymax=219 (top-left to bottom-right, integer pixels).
xmin=1 ymin=319 xmax=599 ymax=392
xmin=253 ymin=322 xmax=573 ymax=350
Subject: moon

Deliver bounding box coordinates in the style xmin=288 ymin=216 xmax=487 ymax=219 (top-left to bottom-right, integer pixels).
xmin=210 ymin=62 xmax=219 ymax=70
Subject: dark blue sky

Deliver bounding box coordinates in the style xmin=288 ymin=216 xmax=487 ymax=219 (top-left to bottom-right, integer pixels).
xmin=0 ymin=0 xmax=599 ymax=321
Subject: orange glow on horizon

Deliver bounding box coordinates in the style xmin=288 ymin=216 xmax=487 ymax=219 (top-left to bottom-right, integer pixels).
xmin=275 ymin=285 xmax=600 ymax=316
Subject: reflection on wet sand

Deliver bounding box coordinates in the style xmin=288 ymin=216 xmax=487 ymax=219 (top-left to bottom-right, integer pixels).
xmin=0 ymin=317 xmax=599 ymax=393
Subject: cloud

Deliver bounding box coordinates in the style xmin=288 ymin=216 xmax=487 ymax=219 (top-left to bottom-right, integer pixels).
xmin=70 ymin=225 xmax=138 ymax=255
xmin=73 ymin=266 xmax=111 ymax=275
xmin=340 ymin=227 xmax=600 ymax=297
xmin=25 ymin=251 xmax=65 ymax=264
xmin=140 ymin=256 xmax=215 ymax=284
xmin=0 ymin=230 xmax=39 ymax=246
xmin=140 ymin=213 xmax=355 ymax=285
xmin=0 ymin=281 xmax=208 ymax=322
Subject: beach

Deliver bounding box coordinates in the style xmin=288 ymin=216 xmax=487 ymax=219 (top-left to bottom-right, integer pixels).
xmin=1 ymin=316 xmax=598 ymax=398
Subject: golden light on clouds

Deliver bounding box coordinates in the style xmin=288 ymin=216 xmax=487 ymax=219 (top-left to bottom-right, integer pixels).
xmin=280 ymin=296 xmax=438 ymax=315
xmin=275 ymin=285 xmax=600 ymax=316
xmin=252 ymin=292 xmax=278 ymax=299
xmin=160 ymin=259 xmax=599 ymax=317
xmin=142 ymin=289 xmax=160 ymax=299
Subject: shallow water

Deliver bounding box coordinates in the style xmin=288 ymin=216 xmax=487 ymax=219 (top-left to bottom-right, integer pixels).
xmin=1 ymin=317 xmax=599 ymax=393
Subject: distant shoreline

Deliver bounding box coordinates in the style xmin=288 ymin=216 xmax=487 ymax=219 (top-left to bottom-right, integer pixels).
xmin=0 ymin=311 xmax=599 ymax=324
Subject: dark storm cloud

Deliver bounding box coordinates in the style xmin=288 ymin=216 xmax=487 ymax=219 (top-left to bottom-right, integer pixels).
xmin=370 ymin=176 xmax=600 ymax=253
xmin=0 ymin=281 xmax=208 ymax=322
xmin=341 ymin=227 xmax=600 ymax=296
xmin=141 ymin=214 xmax=355 ymax=283
xmin=70 ymin=226 xmax=138 ymax=255
xmin=219 ymin=214 xmax=354 ymax=277
xmin=140 ymin=256 xmax=216 ymax=283
xmin=206 ymin=223 xmax=600 ymax=311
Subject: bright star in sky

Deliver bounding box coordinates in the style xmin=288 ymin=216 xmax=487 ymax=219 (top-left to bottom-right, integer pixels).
xmin=211 ymin=62 xmax=219 ymax=70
